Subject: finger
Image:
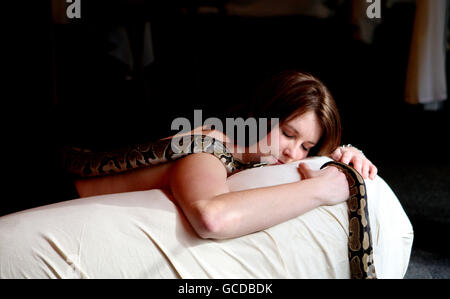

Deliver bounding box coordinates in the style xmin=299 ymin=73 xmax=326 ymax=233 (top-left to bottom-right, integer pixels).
xmin=330 ymin=147 xmax=343 ymax=161
xmin=340 ymin=150 xmax=353 ymax=165
xmin=369 ymin=164 xmax=378 ymax=180
xmin=297 ymin=163 xmax=311 ymax=179
xmin=352 ymin=156 xmax=363 ymax=176
xmin=361 ymin=161 xmax=370 ymax=179
xmin=299 ymin=163 xmax=319 ymax=179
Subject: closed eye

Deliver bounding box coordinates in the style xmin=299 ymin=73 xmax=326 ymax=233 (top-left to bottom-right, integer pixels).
xmin=282 ymin=130 xmax=294 ymax=138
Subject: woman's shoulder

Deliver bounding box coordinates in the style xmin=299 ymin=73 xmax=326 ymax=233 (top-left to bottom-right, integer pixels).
xmin=170 ymin=152 xmax=229 ymax=184
xmin=161 ymin=126 xmax=242 ymax=174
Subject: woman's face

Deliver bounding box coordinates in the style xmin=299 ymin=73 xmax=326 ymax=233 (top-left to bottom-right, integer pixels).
xmin=257 ymin=111 xmax=323 ymax=164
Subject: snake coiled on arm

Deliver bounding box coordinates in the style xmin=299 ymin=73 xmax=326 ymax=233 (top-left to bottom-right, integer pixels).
xmin=62 ymin=134 xmax=376 ymax=279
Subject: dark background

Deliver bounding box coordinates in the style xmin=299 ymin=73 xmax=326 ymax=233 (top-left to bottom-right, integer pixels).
xmin=4 ymin=0 xmax=450 ymax=277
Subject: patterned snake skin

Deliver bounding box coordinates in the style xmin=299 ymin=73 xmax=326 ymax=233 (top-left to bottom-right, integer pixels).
xmin=321 ymin=161 xmax=377 ymax=279
xmin=63 ymin=134 xmax=266 ymax=177
xmin=63 ymin=134 xmax=376 ymax=279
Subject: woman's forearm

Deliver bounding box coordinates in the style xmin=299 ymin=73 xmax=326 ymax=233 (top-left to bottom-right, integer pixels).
xmin=75 ymin=162 xmax=174 ymax=198
xmin=170 ymin=153 xmax=349 ymax=240
xmin=196 ymin=178 xmax=324 ymax=239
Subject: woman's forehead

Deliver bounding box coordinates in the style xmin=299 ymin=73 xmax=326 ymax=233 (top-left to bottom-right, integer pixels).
xmin=282 ymin=112 xmax=323 ymax=142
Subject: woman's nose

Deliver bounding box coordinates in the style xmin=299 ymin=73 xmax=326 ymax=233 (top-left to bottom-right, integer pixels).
xmin=283 ymin=144 xmax=302 ymax=161
xmin=283 ymin=146 xmax=297 ymax=162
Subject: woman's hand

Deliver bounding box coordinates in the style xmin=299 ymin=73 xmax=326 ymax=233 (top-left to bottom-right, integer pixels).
xmin=297 ymin=163 xmax=350 ymax=206
xmin=329 ymin=145 xmax=377 ymax=180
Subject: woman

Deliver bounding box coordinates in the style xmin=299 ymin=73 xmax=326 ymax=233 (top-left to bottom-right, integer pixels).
xmin=71 ymin=70 xmax=377 ymax=240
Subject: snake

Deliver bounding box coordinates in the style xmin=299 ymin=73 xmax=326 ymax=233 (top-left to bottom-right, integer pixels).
xmin=62 ymin=134 xmax=376 ymax=279
xmin=62 ymin=134 xmax=266 ymax=177
xmin=321 ymin=161 xmax=377 ymax=279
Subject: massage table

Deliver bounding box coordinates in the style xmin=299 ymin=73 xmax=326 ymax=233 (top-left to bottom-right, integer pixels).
xmin=0 ymin=156 xmax=413 ymax=278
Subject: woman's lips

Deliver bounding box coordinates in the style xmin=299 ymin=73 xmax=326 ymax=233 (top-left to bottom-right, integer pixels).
xmin=273 ymin=157 xmax=285 ymax=165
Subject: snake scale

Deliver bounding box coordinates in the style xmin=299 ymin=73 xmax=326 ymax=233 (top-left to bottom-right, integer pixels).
xmin=63 ymin=134 xmax=376 ymax=279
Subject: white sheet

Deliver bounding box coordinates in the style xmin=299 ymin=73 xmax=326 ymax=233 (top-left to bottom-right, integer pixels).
xmin=0 ymin=156 xmax=413 ymax=278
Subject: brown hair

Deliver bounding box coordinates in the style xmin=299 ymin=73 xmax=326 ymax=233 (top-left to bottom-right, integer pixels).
xmin=248 ymin=70 xmax=341 ymax=156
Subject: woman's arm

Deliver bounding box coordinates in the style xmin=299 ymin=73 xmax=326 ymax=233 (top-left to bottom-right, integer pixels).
xmin=75 ymin=161 xmax=174 ymax=198
xmin=169 ymin=153 xmax=349 ymax=240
